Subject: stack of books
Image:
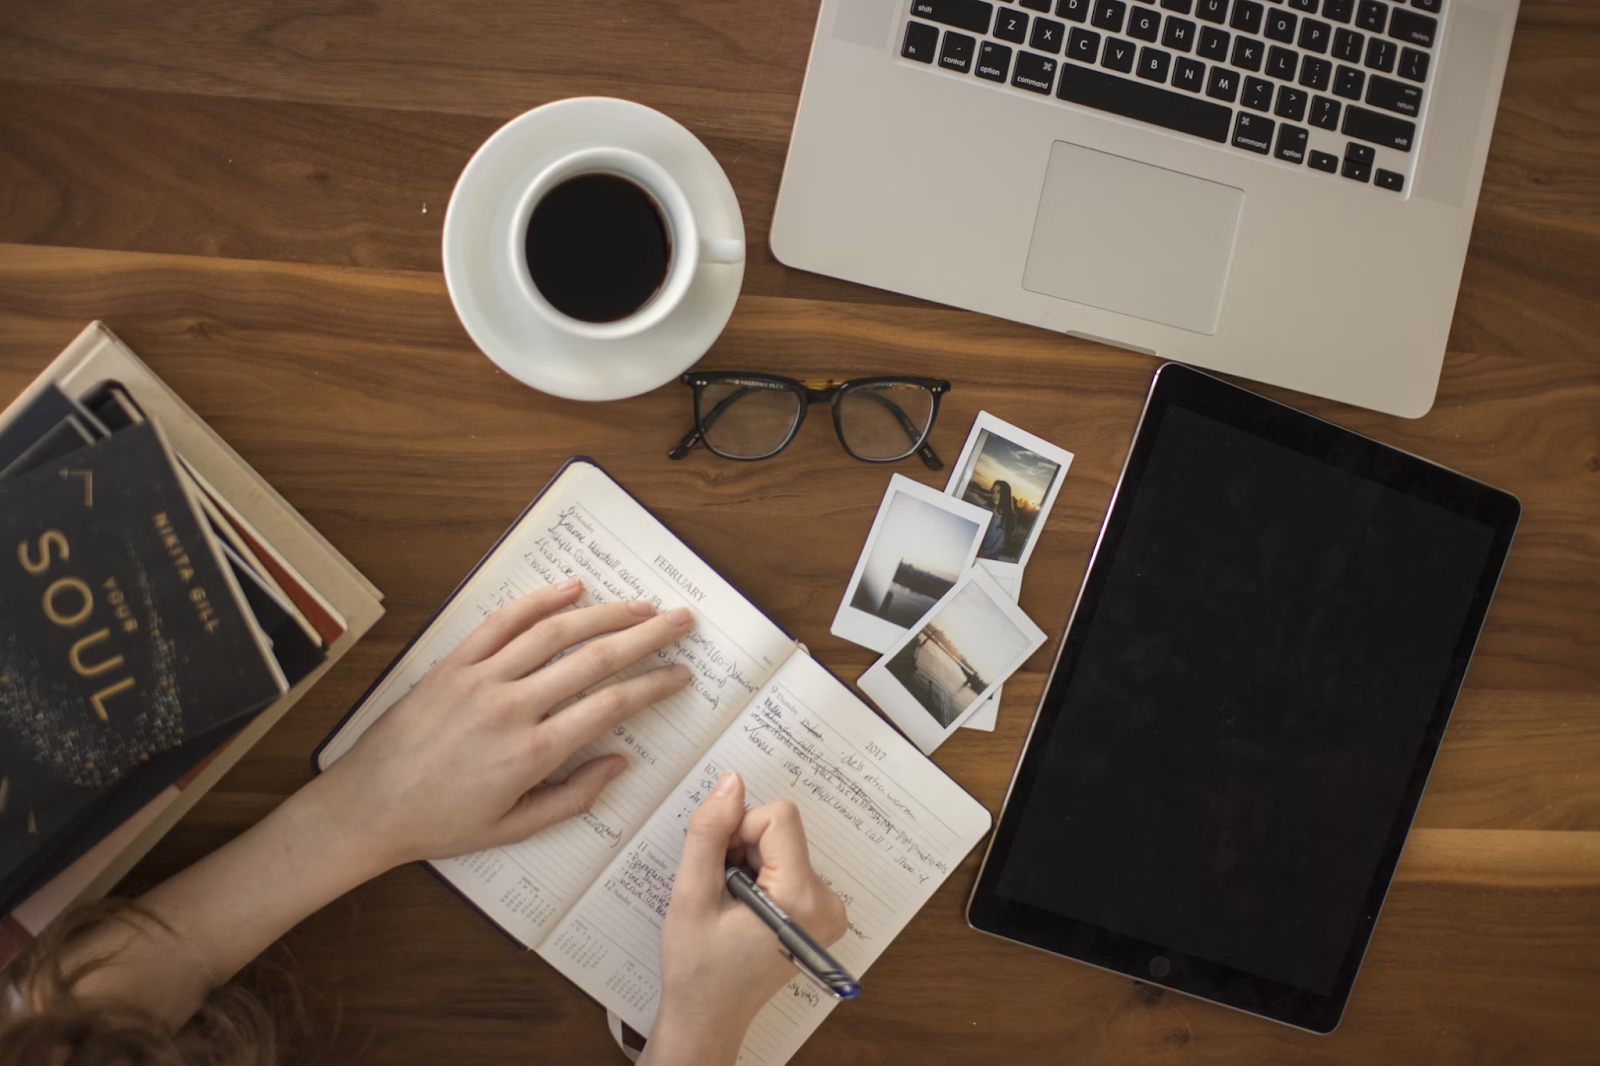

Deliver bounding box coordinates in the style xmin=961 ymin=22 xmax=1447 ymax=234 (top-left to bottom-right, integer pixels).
xmin=0 ymin=323 xmax=383 ymax=966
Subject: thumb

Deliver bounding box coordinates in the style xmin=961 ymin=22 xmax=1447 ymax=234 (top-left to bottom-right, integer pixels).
xmin=673 ymin=771 xmax=745 ymax=915
xmin=496 ymin=755 xmax=627 ymax=844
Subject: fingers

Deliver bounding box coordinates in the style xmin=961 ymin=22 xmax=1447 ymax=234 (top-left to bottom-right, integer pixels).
xmin=735 ymin=800 xmax=813 ymax=878
xmin=494 ymin=755 xmax=627 ymax=844
xmin=484 ymin=598 xmax=662 ymax=682
xmin=674 ymin=771 xmax=745 ymax=916
xmin=526 ymin=607 xmax=693 ymax=708
xmin=448 ymin=579 xmax=582 ymax=666
xmin=539 ymin=662 xmax=692 ymax=751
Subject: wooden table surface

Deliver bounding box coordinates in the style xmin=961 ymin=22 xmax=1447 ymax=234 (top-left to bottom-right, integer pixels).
xmin=2 ymin=1 xmax=1596 ymax=1062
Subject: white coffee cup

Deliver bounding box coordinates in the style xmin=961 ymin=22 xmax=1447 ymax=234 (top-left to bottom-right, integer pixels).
xmin=508 ymin=146 xmax=744 ymax=342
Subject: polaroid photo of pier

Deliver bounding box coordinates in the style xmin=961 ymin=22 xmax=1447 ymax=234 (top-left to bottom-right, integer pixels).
xmin=858 ymin=567 xmax=1047 ymax=754
xmin=944 ymin=412 xmax=1074 ymax=584
xmin=831 ymin=474 xmax=991 ymax=654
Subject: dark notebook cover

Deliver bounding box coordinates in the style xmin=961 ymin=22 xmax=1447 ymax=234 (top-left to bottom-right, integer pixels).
xmin=0 ymin=422 xmax=284 ymax=883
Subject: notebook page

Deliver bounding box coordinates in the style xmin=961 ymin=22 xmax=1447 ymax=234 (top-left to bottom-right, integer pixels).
xmin=319 ymin=461 xmax=796 ymax=945
xmin=538 ymin=653 xmax=993 ymax=1066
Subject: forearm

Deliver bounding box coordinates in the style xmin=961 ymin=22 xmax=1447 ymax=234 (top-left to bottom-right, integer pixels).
xmin=58 ymin=769 xmax=391 ymax=1028
xmin=637 ymin=1005 xmax=752 ymax=1066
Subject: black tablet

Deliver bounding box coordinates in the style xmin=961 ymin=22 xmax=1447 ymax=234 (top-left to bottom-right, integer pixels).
xmin=967 ymin=364 xmax=1520 ymax=1033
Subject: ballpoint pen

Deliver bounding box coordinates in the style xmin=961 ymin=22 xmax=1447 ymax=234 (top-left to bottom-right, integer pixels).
xmin=724 ymin=864 xmax=862 ymax=1000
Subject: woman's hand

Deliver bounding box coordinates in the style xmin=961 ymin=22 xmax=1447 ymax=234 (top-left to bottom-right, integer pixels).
xmin=643 ymin=772 xmax=848 ymax=1066
xmin=314 ymin=576 xmax=693 ymax=872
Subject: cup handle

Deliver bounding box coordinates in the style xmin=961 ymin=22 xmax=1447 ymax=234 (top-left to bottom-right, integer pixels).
xmin=701 ymin=237 xmax=745 ymax=265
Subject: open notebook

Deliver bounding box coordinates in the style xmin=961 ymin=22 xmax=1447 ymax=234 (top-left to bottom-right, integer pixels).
xmin=316 ymin=458 xmax=991 ymax=1066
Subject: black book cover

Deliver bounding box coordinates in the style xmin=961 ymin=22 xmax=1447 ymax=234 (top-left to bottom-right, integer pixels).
xmin=0 ymin=422 xmax=284 ymax=882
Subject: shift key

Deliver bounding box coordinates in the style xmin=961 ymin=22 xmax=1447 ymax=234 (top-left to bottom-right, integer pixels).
xmin=910 ymin=0 xmax=994 ymax=35
xmin=1342 ymin=103 xmax=1415 ymax=151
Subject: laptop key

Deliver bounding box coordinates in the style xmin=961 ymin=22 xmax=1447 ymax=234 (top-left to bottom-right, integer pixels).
xmin=1366 ymin=73 xmax=1421 ymax=115
xmin=1031 ymin=16 xmax=1067 ymax=51
xmin=1410 ymin=0 xmax=1439 ymax=11
xmin=902 ymin=20 xmax=941 ymax=61
xmin=1197 ymin=0 xmax=1229 ymax=24
xmin=1232 ymin=111 xmax=1274 ymax=152
xmin=1055 ymin=60 xmax=1234 ymax=139
xmin=1198 ymin=25 xmax=1230 ymax=58
xmin=996 ymin=8 xmax=1030 ymax=42
xmin=1138 ymin=45 xmax=1173 ymax=80
xmin=1013 ymin=49 xmax=1060 ymax=90
xmin=1274 ymin=123 xmax=1309 ymax=162
xmin=1173 ymin=55 xmax=1206 ymax=90
xmin=1021 ymin=0 xmax=1053 ymax=10
xmin=1355 ymin=0 xmax=1387 ymax=31
xmin=1374 ymin=167 xmax=1405 ymax=191
xmin=1343 ymin=105 xmax=1414 ymax=149
xmin=1129 ymin=6 xmax=1162 ymax=39
xmin=1163 ymin=16 xmax=1196 ymax=49
xmin=1310 ymin=94 xmax=1341 ymax=128
xmin=1231 ymin=0 xmax=1265 ymax=34
xmin=1267 ymin=45 xmax=1299 ymax=79
xmin=1387 ymin=6 xmax=1435 ymax=47
xmin=1322 ymin=0 xmax=1355 ymax=22
xmin=1398 ymin=46 xmax=1428 ymax=82
xmin=911 ymin=0 xmax=995 ymax=34
xmin=1289 ymin=0 xmax=1318 ymax=10
xmin=1160 ymin=0 xmax=1195 ymax=10
xmin=1207 ymin=65 xmax=1240 ymax=101
xmin=1233 ymin=35 xmax=1263 ymax=70
xmin=1102 ymin=35 xmax=1138 ymax=70
xmin=940 ymin=31 xmax=978 ymax=71
xmin=1334 ymin=63 xmax=1364 ymax=98
xmin=1242 ymin=75 xmax=1274 ymax=109
xmin=1299 ymin=18 xmax=1331 ymax=52
xmin=977 ymin=41 xmax=1014 ymax=79
xmin=1300 ymin=56 xmax=1332 ymax=89
xmin=1333 ymin=27 xmax=1363 ymax=60
xmin=1263 ymin=7 xmax=1296 ymax=42
xmin=1365 ymin=37 xmax=1396 ymax=71
xmin=1344 ymin=141 xmax=1375 ymax=164
xmin=1059 ymin=0 xmax=1092 ymax=20
xmin=1275 ymin=84 xmax=1308 ymax=120
xmin=1341 ymin=155 xmax=1372 ymax=181
xmin=1093 ymin=0 xmax=1128 ymax=31
xmin=1309 ymin=148 xmax=1339 ymax=171
xmin=1067 ymin=26 xmax=1103 ymax=60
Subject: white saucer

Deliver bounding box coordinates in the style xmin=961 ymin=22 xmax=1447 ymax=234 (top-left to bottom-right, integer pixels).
xmin=442 ymin=98 xmax=745 ymax=401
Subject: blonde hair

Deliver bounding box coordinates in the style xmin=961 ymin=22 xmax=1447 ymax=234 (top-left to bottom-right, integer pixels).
xmin=1 ymin=900 xmax=309 ymax=1066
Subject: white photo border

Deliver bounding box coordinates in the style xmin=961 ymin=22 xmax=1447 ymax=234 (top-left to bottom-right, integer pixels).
xmin=943 ymin=411 xmax=1075 ymax=583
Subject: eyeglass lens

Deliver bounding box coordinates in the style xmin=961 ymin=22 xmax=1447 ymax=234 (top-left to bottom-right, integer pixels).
xmin=837 ymin=383 xmax=935 ymax=460
xmin=699 ymin=381 xmax=803 ymax=459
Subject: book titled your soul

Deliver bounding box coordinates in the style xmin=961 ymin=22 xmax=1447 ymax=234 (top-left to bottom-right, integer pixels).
xmin=0 ymin=422 xmax=286 ymax=866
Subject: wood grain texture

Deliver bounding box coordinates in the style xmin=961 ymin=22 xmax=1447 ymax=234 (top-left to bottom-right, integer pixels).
xmin=2 ymin=0 xmax=1599 ymax=1061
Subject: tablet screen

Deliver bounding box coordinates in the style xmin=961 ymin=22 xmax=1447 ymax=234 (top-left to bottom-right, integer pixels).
xmin=972 ymin=367 xmax=1518 ymax=1028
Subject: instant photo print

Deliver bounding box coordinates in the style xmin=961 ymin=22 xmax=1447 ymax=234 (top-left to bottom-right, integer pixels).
xmin=944 ymin=412 xmax=1074 ymax=585
xmin=831 ymin=474 xmax=990 ymax=654
xmin=858 ymin=568 xmax=1047 ymax=754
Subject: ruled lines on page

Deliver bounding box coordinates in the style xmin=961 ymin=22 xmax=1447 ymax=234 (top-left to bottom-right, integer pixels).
xmin=320 ymin=462 xmax=796 ymax=945
xmin=539 ymin=654 xmax=992 ymax=1066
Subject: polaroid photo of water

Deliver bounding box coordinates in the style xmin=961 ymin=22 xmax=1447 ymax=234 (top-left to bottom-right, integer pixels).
xmin=858 ymin=567 xmax=1047 ymax=754
xmin=831 ymin=473 xmax=991 ymax=654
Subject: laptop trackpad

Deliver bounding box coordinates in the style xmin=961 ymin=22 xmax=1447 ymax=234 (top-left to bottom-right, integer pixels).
xmin=1022 ymin=142 xmax=1244 ymax=336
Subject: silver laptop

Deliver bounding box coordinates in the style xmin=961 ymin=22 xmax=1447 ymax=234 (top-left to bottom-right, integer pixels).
xmin=772 ymin=0 xmax=1519 ymax=417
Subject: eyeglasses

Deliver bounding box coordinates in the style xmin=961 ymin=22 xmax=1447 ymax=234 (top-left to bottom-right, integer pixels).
xmin=668 ymin=373 xmax=950 ymax=469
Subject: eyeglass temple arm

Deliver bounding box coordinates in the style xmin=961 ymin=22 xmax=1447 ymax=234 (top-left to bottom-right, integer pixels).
xmin=667 ymin=386 xmax=767 ymax=461
xmin=852 ymin=390 xmax=944 ymax=470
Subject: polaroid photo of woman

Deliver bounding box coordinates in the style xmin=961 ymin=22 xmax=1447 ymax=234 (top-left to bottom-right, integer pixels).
xmin=943 ymin=412 xmax=1074 ymax=587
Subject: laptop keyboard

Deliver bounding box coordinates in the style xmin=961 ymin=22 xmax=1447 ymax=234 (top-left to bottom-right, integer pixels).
xmin=900 ymin=0 xmax=1441 ymax=192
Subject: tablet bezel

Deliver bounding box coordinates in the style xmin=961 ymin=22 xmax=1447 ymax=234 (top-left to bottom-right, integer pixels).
xmin=966 ymin=364 xmax=1520 ymax=1033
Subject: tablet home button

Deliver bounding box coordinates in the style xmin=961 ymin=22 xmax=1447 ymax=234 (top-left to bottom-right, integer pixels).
xmin=1149 ymin=956 xmax=1172 ymax=978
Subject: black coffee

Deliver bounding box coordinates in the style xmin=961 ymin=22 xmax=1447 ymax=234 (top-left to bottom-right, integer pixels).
xmin=524 ymin=173 xmax=671 ymax=323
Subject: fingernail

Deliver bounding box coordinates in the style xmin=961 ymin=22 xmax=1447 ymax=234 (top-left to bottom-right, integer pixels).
xmin=628 ymin=599 xmax=656 ymax=617
xmin=671 ymin=663 xmax=692 ymax=683
xmin=712 ymin=771 xmax=739 ymax=797
xmin=557 ymin=577 xmax=581 ymax=591
xmin=667 ymin=606 xmax=692 ymax=627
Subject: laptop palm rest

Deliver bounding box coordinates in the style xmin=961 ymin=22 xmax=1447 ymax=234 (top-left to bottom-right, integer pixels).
xmin=1022 ymin=142 xmax=1245 ymax=336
